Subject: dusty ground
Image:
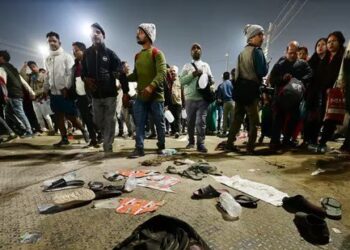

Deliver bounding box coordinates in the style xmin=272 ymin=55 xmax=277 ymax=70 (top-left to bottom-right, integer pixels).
xmin=0 ymin=134 xmax=349 ymax=249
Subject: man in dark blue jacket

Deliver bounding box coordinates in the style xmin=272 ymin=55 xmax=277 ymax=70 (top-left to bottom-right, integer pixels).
xmin=82 ymin=23 xmax=127 ymax=153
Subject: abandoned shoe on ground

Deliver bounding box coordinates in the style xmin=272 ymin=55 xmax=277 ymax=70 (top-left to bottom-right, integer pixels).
xmin=293 ymin=212 xmax=330 ymax=245
xmin=321 ymin=197 xmax=342 ymax=220
xmin=282 ymin=195 xmax=326 ymax=219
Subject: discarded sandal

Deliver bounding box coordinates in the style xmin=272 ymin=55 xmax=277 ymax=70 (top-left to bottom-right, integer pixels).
xmin=192 ymin=185 xmax=229 ymax=199
xmin=234 ymin=195 xmax=259 ymax=208
xmin=321 ymin=197 xmax=342 ymax=220
xmin=88 ymin=181 xmax=123 ymax=200
xmin=180 ymin=170 xmax=203 ymax=181
xmin=43 ymin=178 xmax=84 ymax=192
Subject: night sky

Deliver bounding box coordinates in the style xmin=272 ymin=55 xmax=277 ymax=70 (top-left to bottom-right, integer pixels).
xmin=1 ymin=0 xmax=349 ymax=81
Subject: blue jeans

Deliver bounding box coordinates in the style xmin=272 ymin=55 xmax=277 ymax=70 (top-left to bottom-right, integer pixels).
xmin=134 ymin=99 xmax=165 ymax=149
xmin=7 ymin=98 xmax=32 ymax=133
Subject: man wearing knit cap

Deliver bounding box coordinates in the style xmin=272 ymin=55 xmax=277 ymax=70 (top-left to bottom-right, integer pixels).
xmin=82 ymin=22 xmax=126 ymax=153
xmin=180 ymin=43 xmax=214 ymax=153
xmin=226 ymin=24 xmax=268 ymax=154
xmin=125 ymin=23 xmax=167 ymax=158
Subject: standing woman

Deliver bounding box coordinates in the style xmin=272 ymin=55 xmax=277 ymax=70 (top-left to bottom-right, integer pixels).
xmin=317 ymin=31 xmax=346 ymax=153
xmin=303 ymin=38 xmax=329 ymax=148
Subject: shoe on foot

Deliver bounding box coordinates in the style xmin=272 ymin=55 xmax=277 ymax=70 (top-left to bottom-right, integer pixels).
xmin=185 ymin=143 xmax=195 ymax=149
xmin=197 ymin=144 xmax=208 ymax=153
xmin=174 ymin=132 xmax=180 ymax=139
xmin=82 ymin=130 xmax=89 ymax=143
xmin=293 ymin=212 xmax=329 ymax=245
xmin=20 ymin=132 xmax=33 ymax=138
xmin=53 ymin=138 xmax=70 ymax=147
xmin=128 ymin=148 xmax=145 ymax=158
xmin=7 ymin=133 xmax=18 ymax=141
xmin=146 ymin=133 xmax=157 ymax=139
xmin=224 ymin=144 xmax=240 ymax=152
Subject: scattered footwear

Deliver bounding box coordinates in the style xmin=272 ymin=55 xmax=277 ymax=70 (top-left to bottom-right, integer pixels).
xmin=185 ymin=143 xmax=195 ymax=149
xmin=174 ymin=132 xmax=180 ymax=139
xmin=293 ymin=212 xmax=330 ymax=245
xmin=234 ymin=195 xmax=259 ymax=208
xmin=282 ymin=195 xmax=326 ymax=219
xmin=128 ymin=148 xmax=145 ymax=159
xmin=43 ymin=178 xmax=85 ymax=192
xmin=321 ymin=197 xmax=342 ymax=220
xmin=191 ymin=185 xmax=229 ymax=199
xmin=88 ymin=181 xmax=123 ymax=200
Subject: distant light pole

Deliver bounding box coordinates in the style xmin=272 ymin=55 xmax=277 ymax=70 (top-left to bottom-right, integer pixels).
xmin=225 ymin=53 xmax=229 ymax=71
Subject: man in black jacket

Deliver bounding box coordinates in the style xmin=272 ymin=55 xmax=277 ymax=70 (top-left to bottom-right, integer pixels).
xmin=269 ymin=42 xmax=313 ymax=149
xmin=82 ymin=23 xmax=126 ymax=153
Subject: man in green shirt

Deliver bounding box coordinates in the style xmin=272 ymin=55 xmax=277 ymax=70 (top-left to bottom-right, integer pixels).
xmin=125 ymin=23 xmax=167 ymax=158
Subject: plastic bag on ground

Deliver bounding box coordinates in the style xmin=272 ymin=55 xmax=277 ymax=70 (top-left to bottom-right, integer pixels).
xmin=218 ymin=192 xmax=242 ymax=219
xmin=124 ymin=175 xmax=137 ymax=192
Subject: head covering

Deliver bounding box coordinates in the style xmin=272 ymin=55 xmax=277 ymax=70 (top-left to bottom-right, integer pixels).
xmin=91 ymin=23 xmax=105 ymax=38
xmin=191 ymin=43 xmax=202 ymax=50
xmin=139 ymin=23 xmax=156 ymax=43
xmin=244 ymin=24 xmax=264 ymax=42
xmin=170 ymin=65 xmax=179 ymax=74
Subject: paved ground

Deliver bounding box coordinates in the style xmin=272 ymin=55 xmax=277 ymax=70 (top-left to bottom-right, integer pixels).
xmin=0 ymin=134 xmax=350 ymax=249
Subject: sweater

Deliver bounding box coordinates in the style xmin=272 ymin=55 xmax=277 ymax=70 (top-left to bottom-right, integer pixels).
xmin=44 ymin=47 xmax=74 ymax=95
xmin=180 ymin=60 xmax=213 ymax=101
xmin=127 ymin=47 xmax=167 ymax=102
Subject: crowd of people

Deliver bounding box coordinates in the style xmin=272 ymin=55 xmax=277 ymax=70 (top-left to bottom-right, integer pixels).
xmin=0 ymin=22 xmax=349 ymax=157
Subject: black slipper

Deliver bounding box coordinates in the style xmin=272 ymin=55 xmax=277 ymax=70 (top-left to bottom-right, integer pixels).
xmin=191 ymin=185 xmax=229 ymax=199
xmin=43 ymin=178 xmax=85 ymax=192
xmin=234 ymin=195 xmax=259 ymax=208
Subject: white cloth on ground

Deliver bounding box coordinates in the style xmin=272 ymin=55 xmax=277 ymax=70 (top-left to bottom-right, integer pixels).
xmin=211 ymin=175 xmax=288 ymax=206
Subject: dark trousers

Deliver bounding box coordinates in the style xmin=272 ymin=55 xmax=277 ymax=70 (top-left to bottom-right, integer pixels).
xmin=76 ymin=95 xmax=97 ymax=142
xmin=319 ymin=120 xmax=337 ymax=146
xmin=169 ymin=104 xmax=182 ymax=134
xmin=271 ymin=105 xmax=300 ymax=144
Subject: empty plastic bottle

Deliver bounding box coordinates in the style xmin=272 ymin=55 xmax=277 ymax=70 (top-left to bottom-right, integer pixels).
xmin=219 ymin=192 xmax=242 ymax=219
xmin=124 ymin=175 xmax=137 ymax=192
xmin=161 ymin=149 xmax=177 ymax=156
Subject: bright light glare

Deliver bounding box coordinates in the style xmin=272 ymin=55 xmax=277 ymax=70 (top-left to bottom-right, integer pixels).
xmin=38 ymin=44 xmax=49 ymax=56
xmin=83 ymin=23 xmax=92 ymax=37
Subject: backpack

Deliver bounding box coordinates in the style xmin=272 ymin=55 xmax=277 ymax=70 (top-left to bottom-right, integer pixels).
xmin=277 ymin=77 xmax=305 ymax=111
xmin=114 ymin=214 xmax=210 ymax=250
xmin=191 ymin=63 xmax=215 ymax=103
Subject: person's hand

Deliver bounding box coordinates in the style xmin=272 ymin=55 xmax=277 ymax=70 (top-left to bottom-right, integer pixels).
xmin=192 ymin=69 xmax=203 ymax=77
xmin=142 ymin=85 xmax=155 ymax=99
xmin=84 ymin=77 xmax=97 ymax=92
xmin=61 ymin=88 xmax=68 ymax=99
xmin=42 ymin=91 xmax=48 ymax=101
xmin=122 ymin=93 xmax=130 ymax=108
xmin=283 ymin=73 xmax=292 ymax=82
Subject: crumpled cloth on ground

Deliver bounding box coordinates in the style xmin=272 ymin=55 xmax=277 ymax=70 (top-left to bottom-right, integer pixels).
xmin=211 ymin=175 xmax=288 ymax=206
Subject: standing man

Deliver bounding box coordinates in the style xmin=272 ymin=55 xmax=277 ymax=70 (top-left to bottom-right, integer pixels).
xmin=0 ymin=50 xmax=35 ymax=137
xmin=180 ymin=43 xmax=213 ymax=153
xmin=226 ymin=24 xmax=268 ymax=154
xmin=165 ymin=65 xmax=183 ymax=138
xmin=43 ymin=31 xmax=88 ymax=147
xmin=217 ymin=71 xmax=234 ymax=137
xmin=124 ymin=23 xmax=167 ymax=158
xmin=269 ymin=42 xmax=312 ymax=149
xmin=20 ymin=61 xmax=54 ymax=134
xmin=82 ymin=23 xmax=126 ymax=153
xmin=72 ymin=41 xmax=100 ymax=148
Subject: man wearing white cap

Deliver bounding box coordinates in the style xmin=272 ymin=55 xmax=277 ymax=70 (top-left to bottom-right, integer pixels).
xmin=226 ymin=24 xmax=268 ymax=154
xmin=125 ymin=23 xmax=167 ymax=158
